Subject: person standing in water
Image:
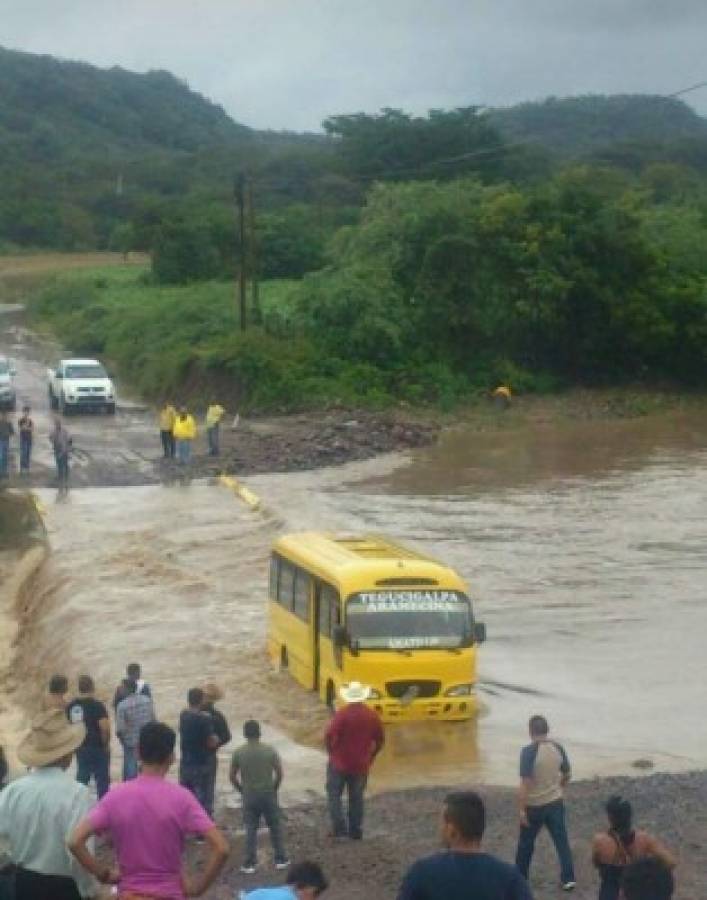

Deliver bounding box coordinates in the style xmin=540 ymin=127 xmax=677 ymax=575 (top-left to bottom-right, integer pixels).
xmin=0 ymin=411 xmax=14 ymax=480
xmin=49 ymin=417 xmax=72 ymax=494
xmin=18 ymin=405 xmax=34 ymax=474
xmin=591 ymin=796 xmax=675 ymax=900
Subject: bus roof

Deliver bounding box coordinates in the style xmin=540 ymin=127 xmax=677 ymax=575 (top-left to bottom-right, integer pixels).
xmin=273 ymin=532 xmax=468 ymax=592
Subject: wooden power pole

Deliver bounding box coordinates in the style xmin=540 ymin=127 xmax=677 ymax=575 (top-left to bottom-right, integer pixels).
xmin=247 ymin=179 xmax=261 ymax=324
xmin=234 ymin=174 xmax=247 ymax=331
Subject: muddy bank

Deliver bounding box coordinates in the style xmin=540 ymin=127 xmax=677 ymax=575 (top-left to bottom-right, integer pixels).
xmin=158 ymin=411 xmax=439 ymax=479
xmin=200 ymin=770 xmax=703 ymax=899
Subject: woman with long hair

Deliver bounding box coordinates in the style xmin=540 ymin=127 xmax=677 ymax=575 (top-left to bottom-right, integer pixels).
xmin=591 ymin=796 xmax=675 ymax=900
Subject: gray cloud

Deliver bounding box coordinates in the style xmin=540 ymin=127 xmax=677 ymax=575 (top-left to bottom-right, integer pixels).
xmin=1 ymin=0 xmax=706 ymax=130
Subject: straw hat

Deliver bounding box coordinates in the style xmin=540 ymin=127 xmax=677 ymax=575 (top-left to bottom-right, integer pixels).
xmin=18 ymin=708 xmax=85 ymax=767
xmin=203 ymin=682 xmax=224 ymax=702
xmin=339 ymin=681 xmax=371 ymax=704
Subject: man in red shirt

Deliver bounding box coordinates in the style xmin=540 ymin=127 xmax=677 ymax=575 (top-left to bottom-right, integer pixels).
xmin=325 ymin=681 xmax=384 ymax=840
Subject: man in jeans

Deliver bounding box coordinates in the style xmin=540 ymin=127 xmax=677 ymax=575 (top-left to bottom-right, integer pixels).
xmin=0 ymin=412 xmax=14 ymax=479
xmin=325 ymin=681 xmax=384 ymax=840
xmin=230 ymin=719 xmax=289 ymax=875
xmin=179 ymin=687 xmax=218 ymax=812
xmin=202 ymin=682 xmax=232 ymax=818
xmin=515 ymin=715 xmax=576 ymax=892
xmin=18 ymin=406 xmax=33 ymax=474
xmin=66 ymin=675 xmax=111 ymax=798
xmin=116 ymin=678 xmax=155 ymax=781
xmin=70 ymin=721 xmax=229 ymax=900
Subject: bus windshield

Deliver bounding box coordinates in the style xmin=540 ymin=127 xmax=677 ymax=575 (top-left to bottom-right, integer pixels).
xmin=346 ymin=590 xmax=472 ymax=650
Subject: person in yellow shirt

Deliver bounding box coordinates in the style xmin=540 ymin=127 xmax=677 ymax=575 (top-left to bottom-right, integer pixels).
xmin=158 ymin=402 xmax=176 ymax=459
xmin=205 ymin=402 xmax=226 ymax=457
xmin=172 ymin=406 xmax=197 ymax=464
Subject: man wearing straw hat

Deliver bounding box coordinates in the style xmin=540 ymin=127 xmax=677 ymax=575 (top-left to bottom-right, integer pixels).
xmin=0 ymin=708 xmax=102 ymax=900
xmin=325 ymin=681 xmax=384 ymax=841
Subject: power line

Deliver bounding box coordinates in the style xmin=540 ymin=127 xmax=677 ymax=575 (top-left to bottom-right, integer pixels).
xmin=667 ymin=79 xmax=707 ymax=99
xmin=248 ymin=77 xmax=707 ymax=192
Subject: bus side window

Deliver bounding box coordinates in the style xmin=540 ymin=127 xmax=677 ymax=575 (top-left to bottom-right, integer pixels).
xmin=319 ymin=591 xmax=331 ymax=637
xmin=319 ymin=584 xmax=340 ymax=638
xmin=269 ymin=555 xmax=279 ymax=600
xmin=278 ymin=561 xmax=296 ymax=610
xmin=293 ymin=569 xmax=310 ymax=622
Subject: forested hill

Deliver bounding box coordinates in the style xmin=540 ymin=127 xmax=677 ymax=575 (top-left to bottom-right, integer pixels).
xmin=2 ymin=44 xmax=707 ymax=252
xmin=489 ymin=94 xmax=707 ymax=160
xmin=0 ymin=45 xmax=250 ymax=158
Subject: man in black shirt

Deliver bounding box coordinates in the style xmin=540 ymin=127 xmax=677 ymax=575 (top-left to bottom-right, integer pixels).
xmin=398 ymin=791 xmax=533 ymax=900
xmin=179 ymin=687 xmax=218 ymax=813
xmin=67 ymin=675 xmax=111 ymax=798
xmin=201 ymin=683 xmax=231 ymax=818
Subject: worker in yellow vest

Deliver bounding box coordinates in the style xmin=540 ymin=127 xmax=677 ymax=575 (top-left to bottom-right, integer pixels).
xmin=205 ymin=402 xmax=226 ymax=457
xmin=172 ymin=406 xmax=197 ymax=464
xmin=491 ymin=385 xmax=512 ymax=409
xmin=158 ymin=402 xmax=176 ymax=459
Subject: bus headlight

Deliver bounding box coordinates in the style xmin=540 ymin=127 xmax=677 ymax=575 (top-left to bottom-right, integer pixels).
xmin=368 ymin=688 xmax=382 ymax=699
xmin=445 ymin=683 xmax=473 ymax=697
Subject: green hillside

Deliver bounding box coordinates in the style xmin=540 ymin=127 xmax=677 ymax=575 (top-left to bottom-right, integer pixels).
xmin=489 ymin=94 xmax=707 ymax=161
xmin=0 ymin=46 xmax=250 ymax=158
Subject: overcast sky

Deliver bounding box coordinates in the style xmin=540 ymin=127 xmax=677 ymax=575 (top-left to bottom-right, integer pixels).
xmin=2 ymin=0 xmax=706 ymax=131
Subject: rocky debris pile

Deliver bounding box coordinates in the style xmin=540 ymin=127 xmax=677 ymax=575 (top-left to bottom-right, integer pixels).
xmin=160 ymin=411 xmax=439 ymax=479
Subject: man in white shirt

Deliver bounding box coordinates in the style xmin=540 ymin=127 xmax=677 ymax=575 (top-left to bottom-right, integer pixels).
xmin=0 ymin=708 xmax=100 ymax=900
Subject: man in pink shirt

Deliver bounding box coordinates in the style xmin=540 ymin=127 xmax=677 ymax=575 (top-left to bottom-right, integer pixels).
xmin=69 ymin=721 xmax=229 ymax=899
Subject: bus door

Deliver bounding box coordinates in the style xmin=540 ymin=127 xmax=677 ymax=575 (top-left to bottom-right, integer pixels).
xmin=314 ymin=581 xmax=342 ymax=692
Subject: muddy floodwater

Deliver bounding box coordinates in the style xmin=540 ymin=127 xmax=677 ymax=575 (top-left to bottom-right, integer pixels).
xmin=2 ymin=287 xmax=707 ymax=803
xmin=3 ymin=408 xmax=702 ymax=809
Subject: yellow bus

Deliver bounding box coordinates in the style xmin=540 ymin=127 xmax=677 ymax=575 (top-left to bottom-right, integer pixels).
xmin=267 ymin=532 xmax=486 ymax=722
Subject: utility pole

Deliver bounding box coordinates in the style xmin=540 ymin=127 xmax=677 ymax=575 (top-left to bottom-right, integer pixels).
xmin=234 ymin=174 xmax=247 ymax=332
xmin=247 ymin=179 xmax=261 ymax=325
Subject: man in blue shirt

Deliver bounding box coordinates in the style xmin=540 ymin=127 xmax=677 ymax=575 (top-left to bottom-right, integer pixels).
xmin=398 ymin=791 xmax=532 ymax=899
xmin=240 ymin=860 xmax=328 ymax=899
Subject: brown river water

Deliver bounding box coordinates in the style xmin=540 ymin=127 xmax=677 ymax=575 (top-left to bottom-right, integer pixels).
xmin=1 ymin=294 xmax=707 ymax=804
xmin=4 ymin=410 xmax=707 ymax=810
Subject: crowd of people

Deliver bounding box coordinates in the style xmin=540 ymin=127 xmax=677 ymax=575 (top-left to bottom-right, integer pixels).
xmin=0 ymin=399 xmax=229 ymax=492
xmin=158 ymin=402 xmax=227 ymax=464
xmin=0 ymin=671 xmax=677 ymax=900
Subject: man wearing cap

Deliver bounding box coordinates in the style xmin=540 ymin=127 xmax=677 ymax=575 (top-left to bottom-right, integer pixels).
xmin=0 ymin=708 xmax=102 ymax=900
xmin=325 ymin=681 xmax=384 ymax=840
xmin=201 ymin=682 xmax=231 ymax=818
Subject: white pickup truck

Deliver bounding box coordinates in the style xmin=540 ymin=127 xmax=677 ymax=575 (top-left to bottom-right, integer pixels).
xmin=48 ymin=358 xmax=116 ymax=415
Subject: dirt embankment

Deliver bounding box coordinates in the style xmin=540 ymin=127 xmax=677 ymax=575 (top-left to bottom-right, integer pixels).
xmin=198 ymin=771 xmax=704 ymax=900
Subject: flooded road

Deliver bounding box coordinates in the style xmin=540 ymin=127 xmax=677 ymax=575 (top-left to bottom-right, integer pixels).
xmin=2 ymin=286 xmax=707 ymax=806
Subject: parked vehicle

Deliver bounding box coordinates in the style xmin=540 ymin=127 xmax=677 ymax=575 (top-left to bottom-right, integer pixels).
xmin=48 ymin=358 xmax=116 ymax=414
xmin=0 ymin=356 xmax=17 ymax=411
